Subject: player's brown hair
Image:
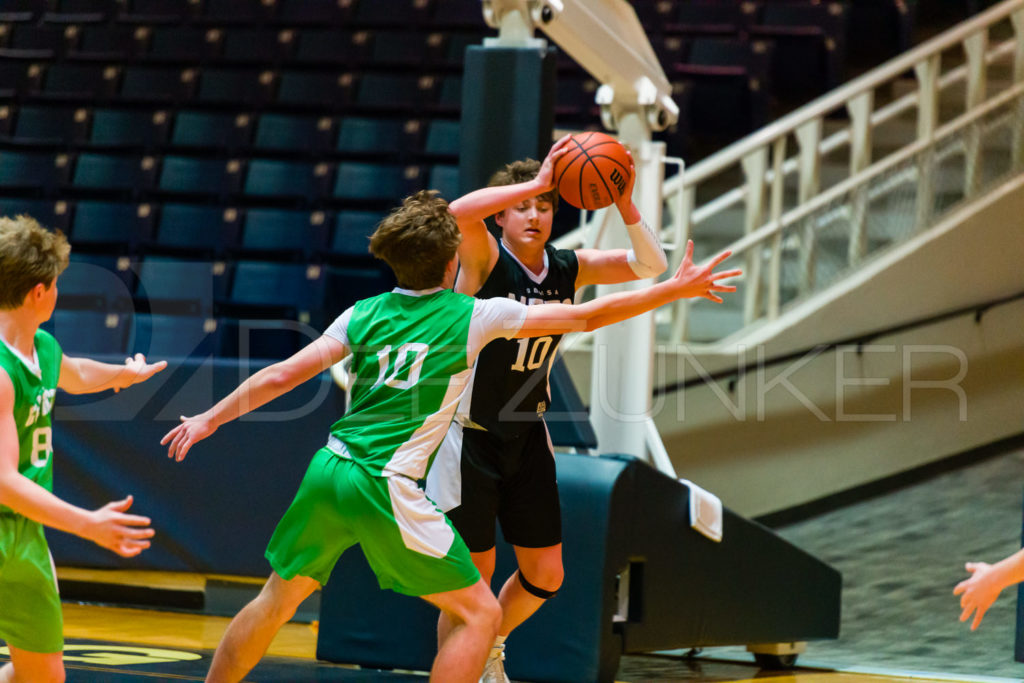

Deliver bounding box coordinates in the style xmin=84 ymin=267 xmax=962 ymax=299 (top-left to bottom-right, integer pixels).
xmin=370 ymin=190 xmax=462 ymax=290
xmin=488 ymin=158 xmax=559 ymax=213
xmin=0 ymin=215 xmax=70 ymax=310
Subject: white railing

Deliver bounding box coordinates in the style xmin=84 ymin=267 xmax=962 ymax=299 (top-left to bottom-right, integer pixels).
xmin=557 ymin=0 xmax=1024 ymax=344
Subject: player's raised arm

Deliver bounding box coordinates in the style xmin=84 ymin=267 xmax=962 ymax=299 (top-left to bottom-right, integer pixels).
xmin=161 ymin=334 xmax=347 ymax=462
xmin=448 ymin=136 xmax=572 ymax=294
xmin=574 ymin=149 xmax=669 ymax=288
xmin=0 ymin=370 xmax=153 ymax=557
xmin=59 ymin=353 xmax=167 ymax=394
xmin=516 ymin=241 xmax=740 ymax=338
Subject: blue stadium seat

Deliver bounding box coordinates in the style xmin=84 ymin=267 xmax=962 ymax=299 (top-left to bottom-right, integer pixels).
xmin=354 ymin=73 xmax=433 ymax=111
xmin=368 ymin=31 xmax=429 ymax=67
xmin=11 ymin=105 xmax=88 ymax=144
xmin=353 ymin=0 xmax=431 ymax=28
xmin=72 ymin=152 xmax=156 ymax=193
xmin=0 ymin=198 xmax=70 ymax=232
xmin=0 ymin=150 xmax=70 ymax=192
xmin=136 ymin=256 xmax=229 ymax=316
xmin=324 ymin=264 xmax=395 ymax=315
xmin=201 ymin=0 xmax=278 ymax=24
xmin=225 ymin=261 xmax=326 ymax=324
xmin=423 ymin=118 xmax=460 ymax=157
xmin=750 ymin=2 xmax=848 ymax=96
xmin=336 ymin=116 xmax=410 ymax=158
xmin=129 ymin=313 xmax=217 ymax=359
xmin=243 ymin=159 xmax=331 ymax=202
xmin=222 ymin=28 xmax=294 ymax=62
xmin=278 ymin=0 xmax=350 ymax=25
xmin=328 ymin=210 xmax=378 ymax=261
xmin=45 ymin=310 xmax=129 ymax=356
xmin=0 ymin=62 xmax=44 ymax=99
xmin=158 ymin=156 xmax=242 ymax=198
xmin=0 ymin=0 xmax=52 ymax=23
xmin=72 ymin=25 xmax=145 ymax=60
xmin=435 ymin=75 xmax=462 ymax=113
xmin=277 ymin=71 xmax=354 ymax=108
xmin=120 ymin=66 xmax=196 ymax=103
xmin=0 ymin=25 xmax=70 ymax=59
xmin=170 ymin=110 xmax=253 ymax=150
xmin=90 ymin=108 xmax=169 ymax=148
xmin=293 ymin=29 xmax=365 ymax=66
xmin=41 ymin=63 xmax=119 ymax=100
xmin=147 ymin=26 xmax=222 ymax=61
xmin=216 ymin=317 xmax=314 ymax=360
xmin=241 ymin=208 xmax=329 ymax=259
xmin=71 ymin=200 xmax=153 ymax=252
xmin=439 ymin=32 xmax=479 ymax=67
xmin=333 ymin=162 xmax=419 ymax=202
xmin=676 ymin=37 xmax=773 ymax=134
xmin=197 ymin=68 xmax=276 ymax=106
xmin=428 ymin=164 xmax=460 ymax=200
xmin=58 ymin=253 xmax=135 ymax=312
xmin=43 ymin=0 xmax=112 ymax=23
xmin=152 ymin=203 xmax=240 ymax=257
xmin=671 ymin=3 xmax=753 ymax=36
xmin=254 ymin=113 xmax=334 ymax=153
xmin=429 ymin=0 xmax=484 ymax=29
xmin=120 ymin=0 xmax=200 ymax=23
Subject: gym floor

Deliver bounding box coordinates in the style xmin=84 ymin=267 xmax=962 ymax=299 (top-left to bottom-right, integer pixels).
xmin=0 ymin=600 xmax=1013 ymax=682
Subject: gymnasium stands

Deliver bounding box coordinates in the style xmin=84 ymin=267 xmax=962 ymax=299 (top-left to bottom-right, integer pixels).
xmin=0 ymin=0 xmax=986 ymax=362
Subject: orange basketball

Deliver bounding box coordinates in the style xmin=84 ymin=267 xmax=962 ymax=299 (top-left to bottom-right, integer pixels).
xmin=553 ymin=132 xmax=632 ymax=211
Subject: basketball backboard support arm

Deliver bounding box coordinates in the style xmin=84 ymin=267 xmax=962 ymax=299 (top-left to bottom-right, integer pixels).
xmin=484 ymin=0 xmax=679 ymax=133
xmin=481 ymin=0 xmax=681 ymax=473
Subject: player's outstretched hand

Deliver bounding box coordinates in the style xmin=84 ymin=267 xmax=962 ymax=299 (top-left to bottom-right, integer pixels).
xmin=670 ymin=240 xmax=742 ymax=303
xmin=535 ymin=134 xmax=574 ymax=192
xmin=954 ymin=561 xmax=1004 ymax=631
xmin=116 ymin=353 xmax=168 ymax=393
xmin=86 ymin=495 xmax=154 ymax=558
xmin=161 ymin=413 xmax=217 ymax=462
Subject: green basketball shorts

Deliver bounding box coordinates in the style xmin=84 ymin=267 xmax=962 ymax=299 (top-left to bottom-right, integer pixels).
xmin=266 ymin=447 xmax=479 ymax=596
xmin=0 ymin=512 xmax=63 ymax=653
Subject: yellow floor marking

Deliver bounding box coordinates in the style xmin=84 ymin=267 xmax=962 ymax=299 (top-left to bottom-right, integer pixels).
xmin=62 ymin=604 xmax=317 ymax=659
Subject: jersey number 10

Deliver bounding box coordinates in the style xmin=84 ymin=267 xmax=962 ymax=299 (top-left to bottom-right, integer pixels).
xmin=510 ymin=336 xmax=552 ymax=372
xmin=373 ymin=343 xmax=430 ymax=390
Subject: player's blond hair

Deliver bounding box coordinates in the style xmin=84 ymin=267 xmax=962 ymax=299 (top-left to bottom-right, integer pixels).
xmin=370 ymin=190 xmax=462 ymax=290
xmin=488 ymin=158 xmax=559 ymax=214
xmin=0 ymin=215 xmax=70 ymax=310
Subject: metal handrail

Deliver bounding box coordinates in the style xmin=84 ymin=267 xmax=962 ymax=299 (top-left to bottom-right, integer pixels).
xmin=668 ymin=0 xmax=1024 ymax=193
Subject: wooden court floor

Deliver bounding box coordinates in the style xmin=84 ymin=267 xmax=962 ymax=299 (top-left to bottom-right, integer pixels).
xmin=0 ymin=601 xmax=1012 ymax=683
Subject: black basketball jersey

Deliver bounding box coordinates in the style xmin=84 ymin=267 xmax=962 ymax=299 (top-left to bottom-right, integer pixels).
xmin=464 ymin=241 xmax=579 ymax=436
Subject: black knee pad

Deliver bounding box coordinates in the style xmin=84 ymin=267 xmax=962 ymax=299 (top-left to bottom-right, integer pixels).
xmin=517 ymin=569 xmax=559 ymax=600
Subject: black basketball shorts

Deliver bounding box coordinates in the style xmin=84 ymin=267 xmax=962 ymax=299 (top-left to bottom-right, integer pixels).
xmin=425 ymin=420 xmax=562 ymax=553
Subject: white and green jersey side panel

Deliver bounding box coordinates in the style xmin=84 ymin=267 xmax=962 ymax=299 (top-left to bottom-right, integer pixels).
xmin=0 ymin=330 xmax=62 ymax=514
xmin=326 ymin=289 xmax=475 ymax=479
xmin=323 ymin=289 xmax=527 ymax=480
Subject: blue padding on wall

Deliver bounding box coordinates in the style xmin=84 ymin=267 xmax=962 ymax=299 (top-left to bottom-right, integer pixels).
xmin=48 ymin=355 xmax=345 ymax=576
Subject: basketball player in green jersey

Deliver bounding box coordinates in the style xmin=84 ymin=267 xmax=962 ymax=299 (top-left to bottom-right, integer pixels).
xmin=161 ymin=188 xmax=738 ymax=683
xmin=0 ymin=215 xmax=164 ymax=683
xmin=429 ymin=135 xmax=670 ymax=681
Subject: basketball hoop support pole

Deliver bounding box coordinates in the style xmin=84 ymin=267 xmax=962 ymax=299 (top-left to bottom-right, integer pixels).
xmin=589 ymin=110 xmax=667 ymax=467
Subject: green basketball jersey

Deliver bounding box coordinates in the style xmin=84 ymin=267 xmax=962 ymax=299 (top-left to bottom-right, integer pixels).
xmin=322 ymin=288 xmax=526 ymax=480
xmin=0 ymin=329 xmax=62 ymax=514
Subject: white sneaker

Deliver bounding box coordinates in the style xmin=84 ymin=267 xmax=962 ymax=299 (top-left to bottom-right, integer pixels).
xmin=480 ymin=642 xmax=511 ymax=683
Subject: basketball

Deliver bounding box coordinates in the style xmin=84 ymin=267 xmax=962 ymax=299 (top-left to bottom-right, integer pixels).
xmin=553 ymin=132 xmax=633 ymax=211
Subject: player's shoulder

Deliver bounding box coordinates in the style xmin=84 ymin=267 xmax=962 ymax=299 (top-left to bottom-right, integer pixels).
xmin=546 ymin=243 xmax=579 ymax=270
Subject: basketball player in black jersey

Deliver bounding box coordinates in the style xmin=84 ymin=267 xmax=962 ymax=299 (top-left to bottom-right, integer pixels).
xmin=426 ymin=136 xmax=711 ymax=682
